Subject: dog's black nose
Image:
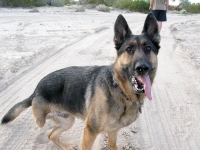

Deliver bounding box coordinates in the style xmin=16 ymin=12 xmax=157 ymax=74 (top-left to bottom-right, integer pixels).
xmin=135 ymin=62 xmax=150 ymax=75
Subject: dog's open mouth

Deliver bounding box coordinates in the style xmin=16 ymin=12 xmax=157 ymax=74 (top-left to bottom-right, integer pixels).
xmin=132 ymin=75 xmax=152 ymax=100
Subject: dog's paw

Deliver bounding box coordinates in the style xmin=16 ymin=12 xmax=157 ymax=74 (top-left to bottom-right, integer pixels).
xmin=69 ymin=145 xmax=78 ymax=150
xmin=63 ymin=144 xmax=78 ymax=150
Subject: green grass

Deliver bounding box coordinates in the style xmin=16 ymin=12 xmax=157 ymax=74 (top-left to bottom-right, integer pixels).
xmin=187 ymin=3 xmax=200 ymax=13
xmin=82 ymin=0 xmax=150 ymax=13
xmin=179 ymin=0 xmax=200 ymax=13
xmin=0 ymin=0 xmax=71 ymax=7
xmin=0 ymin=0 xmax=149 ymax=13
xmin=129 ymin=0 xmax=150 ymax=13
xmin=4 ymin=0 xmax=197 ymax=14
xmin=114 ymin=0 xmax=150 ymax=13
xmin=0 ymin=0 xmax=34 ymax=7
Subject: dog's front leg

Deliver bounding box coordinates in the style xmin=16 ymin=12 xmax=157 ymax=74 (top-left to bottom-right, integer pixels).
xmin=82 ymin=126 xmax=98 ymax=150
xmin=108 ymin=130 xmax=119 ymax=150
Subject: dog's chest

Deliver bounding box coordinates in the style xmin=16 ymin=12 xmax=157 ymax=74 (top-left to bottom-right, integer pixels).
xmin=119 ymin=100 xmax=140 ymax=126
xmin=105 ymin=100 xmax=140 ymax=131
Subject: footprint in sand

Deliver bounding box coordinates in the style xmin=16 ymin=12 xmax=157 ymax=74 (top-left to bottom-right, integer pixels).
xmin=36 ymin=131 xmax=50 ymax=144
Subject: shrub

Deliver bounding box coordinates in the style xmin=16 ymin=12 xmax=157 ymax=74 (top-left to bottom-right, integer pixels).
xmin=85 ymin=0 xmax=97 ymax=4
xmin=129 ymin=0 xmax=150 ymax=13
xmin=0 ymin=0 xmax=34 ymax=7
xmin=180 ymin=0 xmax=191 ymax=10
xmin=187 ymin=3 xmax=200 ymax=13
xmin=34 ymin=0 xmax=47 ymax=6
xmin=118 ymin=0 xmax=132 ymax=9
xmin=102 ymin=0 xmax=117 ymax=6
xmin=50 ymin=0 xmax=64 ymax=7
xmin=116 ymin=0 xmax=149 ymax=13
xmin=0 ymin=0 xmax=71 ymax=7
xmin=96 ymin=4 xmax=110 ymax=12
xmin=180 ymin=8 xmax=187 ymax=14
xmin=85 ymin=0 xmax=115 ymax=6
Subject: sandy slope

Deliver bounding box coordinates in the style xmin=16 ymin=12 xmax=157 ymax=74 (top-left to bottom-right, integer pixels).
xmin=0 ymin=7 xmax=200 ymax=150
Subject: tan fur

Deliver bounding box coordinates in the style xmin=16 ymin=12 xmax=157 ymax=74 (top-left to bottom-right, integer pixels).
xmin=108 ymin=130 xmax=119 ymax=150
xmin=81 ymin=85 xmax=141 ymax=149
xmin=82 ymin=118 xmax=98 ymax=150
xmin=13 ymin=107 xmax=27 ymax=120
xmin=32 ymin=97 xmax=77 ymax=149
xmin=114 ymin=54 xmax=141 ymax=102
xmin=2 ymin=14 xmax=159 ymax=150
xmin=31 ymin=39 xmax=157 ymax=150
xmin=47 ymin=110 xmax=76 ymax=150
xmin=32 ymin=97 xmax=50 ymax=128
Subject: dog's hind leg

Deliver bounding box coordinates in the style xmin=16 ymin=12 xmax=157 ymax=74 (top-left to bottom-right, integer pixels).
xmin=32 ymin=97 xmax=50 ymax=128
xmin=48 ymin=110 xmax=77 ymax=150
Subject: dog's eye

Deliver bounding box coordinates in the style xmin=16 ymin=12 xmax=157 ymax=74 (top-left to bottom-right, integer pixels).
xmin=126 ymin=47 xmax=133 ymax=54
xmin=145 ymin=46 xmax=151 ymax=52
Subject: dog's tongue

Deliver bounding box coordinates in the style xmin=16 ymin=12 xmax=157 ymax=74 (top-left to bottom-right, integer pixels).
xmin=137 ymin=75 xmax=152 ymax=100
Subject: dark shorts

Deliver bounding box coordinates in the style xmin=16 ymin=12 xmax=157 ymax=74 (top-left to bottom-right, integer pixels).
xmin=152 ymin=10 xmax=167 ymax=22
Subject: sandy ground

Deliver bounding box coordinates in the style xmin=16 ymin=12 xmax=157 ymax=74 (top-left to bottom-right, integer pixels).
xmin=0 ymin=6 xmax=200 ymax=150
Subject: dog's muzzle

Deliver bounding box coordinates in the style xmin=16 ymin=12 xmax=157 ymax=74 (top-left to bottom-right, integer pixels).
xmin=131 ymin=75 xmax=152 ymax=100
xmin=131 ymin=62 xmax=152 ymax=100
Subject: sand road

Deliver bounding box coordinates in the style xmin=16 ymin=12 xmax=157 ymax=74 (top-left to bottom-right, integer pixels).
xmin=0 ymin=7 xmax=200 ymax=150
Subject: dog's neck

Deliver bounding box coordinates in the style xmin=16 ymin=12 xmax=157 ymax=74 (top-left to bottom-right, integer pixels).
xmin=112 ymin=76 xmax=143 ymax=114
xmin=113 ymin=78 xmax=130 ymax=101
xmin=113 ymin=66 xmax=139 ymax=102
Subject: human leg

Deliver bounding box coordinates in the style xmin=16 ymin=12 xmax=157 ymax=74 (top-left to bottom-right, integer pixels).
xmin=157 ymin=21 xmax=162 ymax=32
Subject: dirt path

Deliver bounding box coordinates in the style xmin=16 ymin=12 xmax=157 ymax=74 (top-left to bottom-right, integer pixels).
xmin=0 ymin=8 xmax=200 ymax=150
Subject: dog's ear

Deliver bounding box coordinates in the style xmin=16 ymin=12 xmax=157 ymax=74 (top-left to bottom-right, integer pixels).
xmin=142 ymin=13 xmax=160 ymax=44
xmin=114 ymin=14 xmax=132 ymax=50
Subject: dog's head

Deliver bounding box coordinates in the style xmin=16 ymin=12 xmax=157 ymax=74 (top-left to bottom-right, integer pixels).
xmin=114 ymin=13 xmax=160 ymax=100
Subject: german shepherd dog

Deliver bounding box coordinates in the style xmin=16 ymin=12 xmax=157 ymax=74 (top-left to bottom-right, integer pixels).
xmin=1 ymin=13 xmax=160 ymax=150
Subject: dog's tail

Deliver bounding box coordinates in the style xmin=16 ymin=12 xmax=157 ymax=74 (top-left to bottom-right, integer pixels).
xmin=1 ymin=94 xmax=34 ymax=124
